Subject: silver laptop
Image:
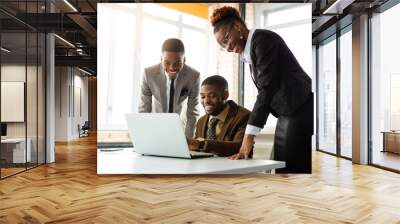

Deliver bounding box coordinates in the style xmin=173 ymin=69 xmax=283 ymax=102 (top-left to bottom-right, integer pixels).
xmin=125 ymin=113 xmax=214 ymax=159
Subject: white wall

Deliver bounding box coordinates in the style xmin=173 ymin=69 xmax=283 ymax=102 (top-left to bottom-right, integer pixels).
xmin=1 ymin=64 xmax=46 ymax=163
xmin=72 ymin=73 xmax=89 ymax=138
xmin=55 ymin=67 xmax=69 ymax=141
xmin=1 ymin=65 xmax=36 ymax=137
xmin=55 ymin=67 xmax=89 ymax=141
xmin=1 ymin=66 xmax=26 ymax=135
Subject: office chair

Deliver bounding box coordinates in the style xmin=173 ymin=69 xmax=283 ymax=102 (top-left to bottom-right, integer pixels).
xmin=79 ymin=121 xmax=90 ymax=138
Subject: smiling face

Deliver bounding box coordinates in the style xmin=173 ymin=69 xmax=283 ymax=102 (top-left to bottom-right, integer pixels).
xmin=214 ymin=21 xmax=247 ymax=53
xmin=161 ymin=51 xmax=185 ymax=79
xmin=200 ymin=84 xmax=229 ymax=116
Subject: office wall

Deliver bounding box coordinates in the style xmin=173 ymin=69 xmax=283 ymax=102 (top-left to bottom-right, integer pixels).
xmin=1 ymin=65 xmax=40 ymax=138
xmin=1 ymin=82 xmax=24 ymax=122
xmin=55 ymin=67 xmax=69 ymax=141
xmin=73 ymin=73 xmax=89 ymax=138
xmin=88 ymin=77 xmax=97 ymax=132
xmin=55 ymin=67 xmax=89 ymax=141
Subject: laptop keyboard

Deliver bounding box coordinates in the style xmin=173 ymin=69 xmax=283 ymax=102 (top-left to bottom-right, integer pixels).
xmin=190 ymin=151 xmax=214 ymax=158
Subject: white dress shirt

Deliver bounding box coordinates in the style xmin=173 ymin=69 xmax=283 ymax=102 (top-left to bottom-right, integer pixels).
xmin=240 ymin=28 xmax=256 ymax=64
xmin=240 ymin=28 xmax=262 ymax=136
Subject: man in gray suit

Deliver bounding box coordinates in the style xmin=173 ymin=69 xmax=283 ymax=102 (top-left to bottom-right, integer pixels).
xmin=138 ymin=38 xmax=200 ymax=137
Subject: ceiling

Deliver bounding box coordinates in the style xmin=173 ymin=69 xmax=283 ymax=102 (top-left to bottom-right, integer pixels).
xmin=0 ymin=0 xmax=393 ymax=75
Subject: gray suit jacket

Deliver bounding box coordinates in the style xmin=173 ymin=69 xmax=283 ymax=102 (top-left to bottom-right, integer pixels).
xmin=138 ymin=63 xmax=200 ymax=137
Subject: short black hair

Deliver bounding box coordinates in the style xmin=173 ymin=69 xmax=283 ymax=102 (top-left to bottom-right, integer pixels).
xmin=201 ymin=75 xmax=229 ymax=92
xmin=161 ymin=38 xmax=185 ymax=53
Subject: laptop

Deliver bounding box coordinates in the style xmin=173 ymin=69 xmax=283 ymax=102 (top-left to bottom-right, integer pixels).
xmin=125 ymin=113 xmax=214 ymax=159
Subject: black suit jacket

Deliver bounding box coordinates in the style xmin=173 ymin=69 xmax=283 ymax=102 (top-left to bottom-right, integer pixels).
xmin=248 ymin=29 xmax=311 ymax=128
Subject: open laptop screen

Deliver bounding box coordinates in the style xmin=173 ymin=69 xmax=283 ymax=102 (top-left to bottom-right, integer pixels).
xmin=1 ymin=123 xmax=7 ymax=137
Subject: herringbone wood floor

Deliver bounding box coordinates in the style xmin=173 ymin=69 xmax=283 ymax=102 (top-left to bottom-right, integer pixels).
xmin=1 ymin=135 xmax=400 ymax=224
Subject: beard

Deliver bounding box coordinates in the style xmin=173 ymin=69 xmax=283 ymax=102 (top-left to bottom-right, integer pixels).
xmin=205 ymin=103 xmax=225 ymax=116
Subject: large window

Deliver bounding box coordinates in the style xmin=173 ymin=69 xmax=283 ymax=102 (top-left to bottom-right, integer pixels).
xmin=317 ymin=36 xmax=337 ymax=154
xmin=244 ymin=3 xmax=311 ymax=133
xmin=98 ymin=3 xmax=242 ymax=144
xmin=97 ymin=4 xmax=137 ymax=131
xmin=315 ymin=24 xmax=352 ymax=159
xmin=339 ymin=28 xmax=352 ymax=158
xmin=98 ymin=4 xmax=210 ymax=134
xmin=371 ymin=3 xmax=400 ymax=171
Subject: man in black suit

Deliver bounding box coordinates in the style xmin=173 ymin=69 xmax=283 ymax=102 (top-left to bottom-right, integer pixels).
xmin=210 ymin=6 xmax=313 ymax=173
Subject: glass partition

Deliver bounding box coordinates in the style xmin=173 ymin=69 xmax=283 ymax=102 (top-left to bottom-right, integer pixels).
xmin=317 ymin=36 xmax=337 ymax=155
xmin=371 ymin=3 xmax=400 ymax=171
xmin=1 ymin=31 xmax=28 ymax=177
xmin=27 ymin=30 xmax=38 ymax=169
xmin=0 ymin=1 xmax=46 ymax=179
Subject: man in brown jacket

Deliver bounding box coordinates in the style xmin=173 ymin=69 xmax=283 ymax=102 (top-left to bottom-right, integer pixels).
xmin=187 ymin=75 xmax=252 ymax=157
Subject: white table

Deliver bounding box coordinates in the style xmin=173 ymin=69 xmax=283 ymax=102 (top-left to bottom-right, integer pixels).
xmin=97 ymin=148 xmax=285 ymax=174
xmin=1 ymin=138 xmax=31 ymax=163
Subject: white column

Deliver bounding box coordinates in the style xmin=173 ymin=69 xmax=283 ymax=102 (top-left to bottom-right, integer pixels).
xmin=55 ymin=67 xmax=74 ymax=141
xmin=46 ymin=33 xmax=55 ymax=163
xmin=352 ymin=14 xmax=369 ymax=164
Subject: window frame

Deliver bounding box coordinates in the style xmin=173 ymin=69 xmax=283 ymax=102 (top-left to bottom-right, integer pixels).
xmin=315 ymin=24 xmax=353 ymax=160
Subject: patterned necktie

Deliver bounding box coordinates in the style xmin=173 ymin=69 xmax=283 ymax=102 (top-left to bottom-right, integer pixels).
xmin=169 ymin=79 xmax=175 ymax=113
xmin=207 ymin=117 xmax=218 ymax=140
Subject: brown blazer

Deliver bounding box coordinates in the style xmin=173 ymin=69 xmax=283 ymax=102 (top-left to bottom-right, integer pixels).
xmin=195 ymin=100 xmax=252 ymax=157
